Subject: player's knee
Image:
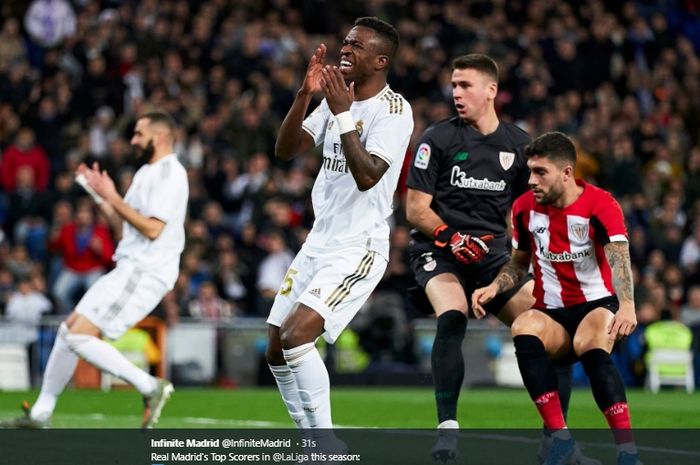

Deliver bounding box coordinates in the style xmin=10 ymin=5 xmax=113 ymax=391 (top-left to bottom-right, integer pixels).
xmin=63 ymin=331 xmax=95 ymax=354
xmin=436 ymin=310 xmax=467 ymax=337
xmin=279 ymin=325 xmax=311 ymax=350
xmin=573 ymin=337 xmax=609 ymax=357
xmin=510 ymin=310 xmax=546 ymax=337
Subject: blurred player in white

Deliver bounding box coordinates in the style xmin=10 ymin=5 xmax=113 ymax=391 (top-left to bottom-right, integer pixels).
xmin=2 ymin=112 xmax=188 ymax=429
xmin=265 ymin=16 xmax=413 ymax=433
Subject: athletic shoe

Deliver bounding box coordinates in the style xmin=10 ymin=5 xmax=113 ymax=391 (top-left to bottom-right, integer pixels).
xmin=538 ymin=434 xmax=602 ymax=465
xmin=543 ymin=436 xmax=576 ymax=465
xmin=617 ymin=451 xmax=643 ymax=465
xmin=430 ymin=422 xmax=459 ymax=464
xmin=142 ymin=378 xmax=174 ymax=428
xmin=0 ymin=401 xmax=50 ymax=429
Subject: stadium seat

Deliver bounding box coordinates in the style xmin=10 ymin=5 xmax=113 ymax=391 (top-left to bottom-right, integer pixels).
xmin=0 ymin=343 xmax=31 ymax=390
xmin=494 ymin=340 xmax=524 ymax=387
xmin=644 ymin=321 xmax=694 ymax=393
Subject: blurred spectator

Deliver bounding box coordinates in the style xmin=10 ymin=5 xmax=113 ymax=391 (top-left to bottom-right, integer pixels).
xmin=188 ymin=280 xmax=234 ymax=321
xmin=214 ymin=249 xmax=248 ymax=310
xmin=5 ymin=165 xmax=52 ymax=260
xmin=1 ymin=128 xmax=51 ymax=193
xmin=603 ymin=136 xmax=643 ymax=199
xmin=49 ymin=203 xmax=114 ymax=314
xmin=681 ymin=285 xmax=700 ymax=328
xmin=0 ymin=266 xmax=14 ymax=313
xmin=255 ymin=229 xmax=293 ymax=315
xmin=5 ymin=275 xmax=51 ymax=329
xmin=6 ymin=244 xmax=34 ymax=280
xmin=4 ymin=275 xmax=52 ymax=373
xmin=23 ymin=0 xmax=76 ymax=49
xmin=0 ymin=19 xmax=26 ymax=70
xmin=679 ymin=226 xmax=700 ymax=276
xmin=88 ymin=106 xmax=118 ymax=158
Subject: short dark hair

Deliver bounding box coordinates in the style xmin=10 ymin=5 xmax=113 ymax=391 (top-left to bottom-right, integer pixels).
xmin=525 ymin=131 xmax=577 ymax=168
xmin=139 ymin=111 xmax=176 ymax=132
xmin=354 ymin=16 xmax=399 ymax=62
xmin=452 ymin=54 xmax=499 ymax=82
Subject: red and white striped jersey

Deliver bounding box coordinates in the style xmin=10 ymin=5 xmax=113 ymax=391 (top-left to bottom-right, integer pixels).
xmin=511 ymin=180 xmax=628 ymax=309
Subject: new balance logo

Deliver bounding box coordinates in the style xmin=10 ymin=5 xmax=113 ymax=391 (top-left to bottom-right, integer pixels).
xmin=309 ymin=288 xmax=322 ymax=298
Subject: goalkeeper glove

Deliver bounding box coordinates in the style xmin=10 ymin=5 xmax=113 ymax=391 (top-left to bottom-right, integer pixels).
xmin=433 ymin=224 xmax=493 ymax=265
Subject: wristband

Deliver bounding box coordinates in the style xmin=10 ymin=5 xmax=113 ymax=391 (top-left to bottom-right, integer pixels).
xmin=335 ymin=111 xmax=356 ymax=135
xmin=433 ymin=224 xmax=455 ymax=248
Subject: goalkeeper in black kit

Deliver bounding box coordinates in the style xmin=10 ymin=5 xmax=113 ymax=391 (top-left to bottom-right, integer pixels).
xmin=405 ymin=54 xmax=599 ymax=465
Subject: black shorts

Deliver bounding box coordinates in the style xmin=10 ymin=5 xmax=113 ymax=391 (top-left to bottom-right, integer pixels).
xmin=535 ymin=296 xmax=620 ymax=338
xmin=408 ymin=240 xmax=532 ymax=316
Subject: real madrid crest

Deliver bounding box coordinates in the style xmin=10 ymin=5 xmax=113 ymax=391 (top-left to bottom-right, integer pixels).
xmin=355 ymin=120 xmax=364 ymax=136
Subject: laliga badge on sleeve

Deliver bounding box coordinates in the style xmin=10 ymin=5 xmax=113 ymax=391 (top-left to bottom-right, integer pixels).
xmin=414 ymin=143 xmax=431 ymax=169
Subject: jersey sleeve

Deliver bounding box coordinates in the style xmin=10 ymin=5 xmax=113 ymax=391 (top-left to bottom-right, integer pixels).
xmin=143 ymin=163 xmax=188 ymax=223
xmin=364 ymin=100 xmax=414 ymax=166
xmin=406 ymin=128 xmax=441 ymax=195
xmin=301 ymin=99 xmax=330 ymax=147
xmin=511 ymin=194 xmax=531 ymax=251
xmin=591 ymin=190 xmax=628 ymax=244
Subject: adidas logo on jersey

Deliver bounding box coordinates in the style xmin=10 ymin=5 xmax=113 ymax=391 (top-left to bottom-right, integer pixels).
xmin=309 ymin=288 xmax=322 ymax=299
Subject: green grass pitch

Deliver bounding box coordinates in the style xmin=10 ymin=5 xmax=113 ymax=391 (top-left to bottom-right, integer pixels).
xmin=0 ymin=386 xmax=698 ymax=429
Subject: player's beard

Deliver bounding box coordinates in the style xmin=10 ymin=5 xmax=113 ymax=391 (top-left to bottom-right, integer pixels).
xmin=131 ymin=139 xmax=155 ymax=167
xmin=138 ymin=139 xmax=155 ymax=160
xmin=535 ymin=184 xmax=564 ymax=205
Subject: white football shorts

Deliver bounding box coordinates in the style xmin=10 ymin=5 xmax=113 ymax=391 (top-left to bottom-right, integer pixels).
xmin=266 ymin=246 xmax=388 ymax=343
xmin=75 ymin=261 xmax=169 ymax=339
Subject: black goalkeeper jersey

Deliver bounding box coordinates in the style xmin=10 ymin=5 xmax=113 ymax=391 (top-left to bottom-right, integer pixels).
xmin=407 ymin=117 xmax=531 ymax=243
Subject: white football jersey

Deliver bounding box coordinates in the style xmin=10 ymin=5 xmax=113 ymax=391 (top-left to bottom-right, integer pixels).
xmin=301 ymin=85 xmax=413 ymax=259
xmin=113 ymin=153 xmax=188 ymax=288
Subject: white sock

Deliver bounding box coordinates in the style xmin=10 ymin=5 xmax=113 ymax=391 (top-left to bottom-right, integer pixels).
xmin=31 ymin=323 xmax=78 ymax=422
xmin=269 ymin=364 xmax=310 ymax=428
xmin=283 ymin=342 xmax=332 ymax=428
xmin=438 ymin=420 xmax=459 ymax=429
xmin=65 ymin=333 xmax=157 ymax=395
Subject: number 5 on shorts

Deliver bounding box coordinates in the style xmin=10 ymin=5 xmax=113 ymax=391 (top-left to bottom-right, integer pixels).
xmin=279 ymin=269 xmax=298 ymax=296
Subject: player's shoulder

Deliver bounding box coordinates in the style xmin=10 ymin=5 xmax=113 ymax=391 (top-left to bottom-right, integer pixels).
xmin=499 ymin=121 xmax=532 ymax=148
xmin=375 ymin=86 xmax=412 ymax=117
xmin=159 ymin=154 xmax=187 ymax=180
xmin=583 ymin=181 xmax=619 ymax=207
xmin=422 ymin=116 xmax=461 ymax=139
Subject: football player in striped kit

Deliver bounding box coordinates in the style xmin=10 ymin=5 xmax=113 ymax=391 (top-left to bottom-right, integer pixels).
xmin=473 ymin=132 xmax=642 ymax=465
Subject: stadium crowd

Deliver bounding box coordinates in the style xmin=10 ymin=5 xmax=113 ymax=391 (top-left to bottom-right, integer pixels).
xmin=1 ymin=0 xmax=700 ymax=386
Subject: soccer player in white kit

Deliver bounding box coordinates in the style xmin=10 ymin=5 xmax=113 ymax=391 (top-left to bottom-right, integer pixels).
xmin=2 ymin=112 xmax=188 ymax=429
xmin=265 ymin=16 xmax=414 ymax=434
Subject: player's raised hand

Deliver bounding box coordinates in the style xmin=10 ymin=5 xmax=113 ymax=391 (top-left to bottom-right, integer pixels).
xmin=84 ymin=164 xmax=118 ymax=202
xmin=472 ymin=284 xmax=497 ymax=319
xmin=320 ymin=65 xmax=353 ymax=115
xmin=607 ymin=301 xmax=637 ymax=344
xmin=300 ymin=44 xmax=327 ymax=95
